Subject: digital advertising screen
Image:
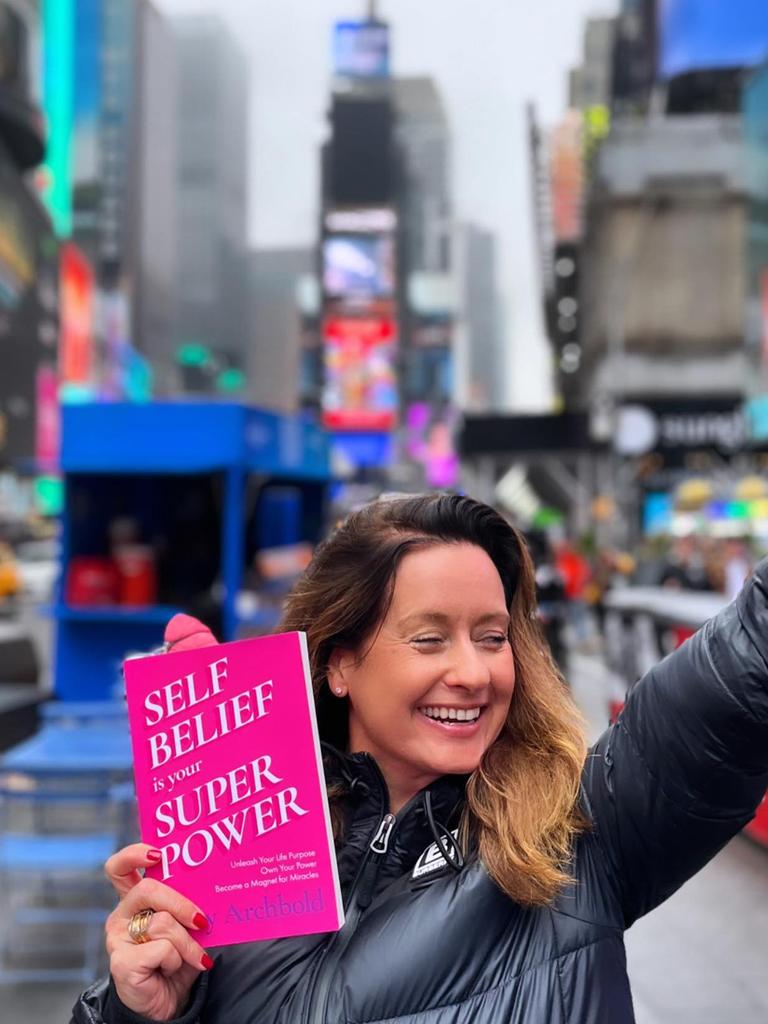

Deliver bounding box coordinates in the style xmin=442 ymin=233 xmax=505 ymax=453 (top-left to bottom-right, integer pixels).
xmin=658 ymin=0 xmax=768 ymax=79
xmin=333 ymin=21 xmax=390 ymax=78
xmin=323 ymin=234 xmax=395 ymax=299
xmin=59 ymin=242 xmax=94 ymax=386
xmin=330 ymin=97 xmax=394 ymax=205
xmin=550 ymin=112 xmax=583 ymax=244
xmin=405 ymin=403 xmax=460 ymax=489
xmin=322 ymin=316 xmax=398 ymax=431
xmin=643 ymin=492 xmax=674 ymax=535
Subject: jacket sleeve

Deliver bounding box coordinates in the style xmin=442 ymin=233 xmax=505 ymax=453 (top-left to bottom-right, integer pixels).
xmin=69 ymin=974 xmax=209 ymax=1024
xmin=582 ymin=558 xmax=768 ymax=928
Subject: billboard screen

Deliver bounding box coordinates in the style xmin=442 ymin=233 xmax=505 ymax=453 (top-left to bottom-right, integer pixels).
xmin=41 ymin=0 xmax=74 ymax=236
xmin=322 ymin=316 xmax=398 ymax=431
xmin=330 ymin=96 xmax=393 ymax=205
xmin=659 ymin=0 xmax=768 ymax=79
xmin=549 ymin=112 xmax=583 ymax=244
xmin=333 ymin=21 xmax=390 ymax=78
xmin=405 ymin=403 xmax=460 ymax=489
xmin=59 ymin=242 xmax=94 ymax=386
xmin=35 ymin=364 xmax=59 ymax=470
xmin=323 ymin=234 xmax=395 ymax=299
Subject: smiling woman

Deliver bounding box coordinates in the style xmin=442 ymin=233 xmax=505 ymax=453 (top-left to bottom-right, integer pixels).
xmin=73 ymin=492 xmax=768 ymax=1024
xmin=280 ymin=495 xmax=586 ymax=904
xmin=327 ymin=542 xmax=518 ymax=812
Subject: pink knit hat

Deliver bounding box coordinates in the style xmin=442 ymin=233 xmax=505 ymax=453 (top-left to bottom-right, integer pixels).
xmin=163 ymin=613 xmax=218 ymax=652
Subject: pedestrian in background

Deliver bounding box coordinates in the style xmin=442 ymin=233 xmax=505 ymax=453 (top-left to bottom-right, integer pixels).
xmin=554 ymin=536 xmax=591 ymax=646
xmin=71 ymin=494 xmax=768 ymax=1024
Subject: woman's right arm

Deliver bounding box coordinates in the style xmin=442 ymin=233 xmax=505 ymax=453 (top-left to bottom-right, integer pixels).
xmin=72 ymin=616 xmax=221 ymax=1024
xmin=70 ymin=843 xmax=212 ymax=1024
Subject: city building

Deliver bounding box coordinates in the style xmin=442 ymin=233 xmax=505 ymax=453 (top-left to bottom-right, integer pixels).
xmin=579 ymin=114 xmax=747 ymax=407
xmin=392 ymin=77 xmax=451 ymax=276
xmin=173 ymin=13 xmax=250 ymax=394
xmin=316 ymin=15 xmax=463 ymax=489
xmin=610 ymin=0 xmax=656 ymax=117
xmin=69 ymin=0 xmax=177 ymax=395
xmin=454 ymin=223 xmax=502 ymax=412
xmin=0 ymin=0 xmax=58 ymax=470
xmin=247 ymin=248 xmax=313 ymax=413
xmin=393 ymin=75 xmax=461 ymax=464
xmin=569 ymin=18 xmax=616 ymax=112
xmin=533 ymin=0 xmax=768 ymax=543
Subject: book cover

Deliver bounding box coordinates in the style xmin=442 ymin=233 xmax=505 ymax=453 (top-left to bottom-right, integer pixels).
xmin=124 ymin=631 xmax=344 ymax=947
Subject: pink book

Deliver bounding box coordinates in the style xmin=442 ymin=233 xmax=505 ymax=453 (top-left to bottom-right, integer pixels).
xmin=124 ymin=631 xmax=344 ymax=947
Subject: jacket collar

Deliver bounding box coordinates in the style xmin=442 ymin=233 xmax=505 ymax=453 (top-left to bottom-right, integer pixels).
xmin=322 ymin=743 xmax=467 ymax=869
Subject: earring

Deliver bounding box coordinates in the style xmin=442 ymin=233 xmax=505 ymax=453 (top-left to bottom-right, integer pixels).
xmin=334 ymin=687 xmax=344 ymax=696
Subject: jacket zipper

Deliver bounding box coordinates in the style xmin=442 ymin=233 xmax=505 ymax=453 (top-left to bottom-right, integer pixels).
xmin=307 ymin=810 xmax=397 ymax=1024
xmin=370 ymin=813 xmax=396 ymax=853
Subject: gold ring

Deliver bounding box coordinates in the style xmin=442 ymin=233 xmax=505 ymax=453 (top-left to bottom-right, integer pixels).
xmin=127 ymin=907 xmax=155 ymax=944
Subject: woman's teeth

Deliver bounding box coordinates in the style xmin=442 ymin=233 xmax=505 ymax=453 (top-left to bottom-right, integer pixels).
xmin=419 ymin=706 xmax=481 ymax=723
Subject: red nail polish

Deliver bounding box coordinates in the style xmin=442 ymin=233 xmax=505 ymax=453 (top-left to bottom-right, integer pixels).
xmin=193 ymin=913 xmax=209 ymax=931
xmin=146 ymin=849 xmax=162 ymax=862
xmin=201 ymin=953 xmax=214 ymax=971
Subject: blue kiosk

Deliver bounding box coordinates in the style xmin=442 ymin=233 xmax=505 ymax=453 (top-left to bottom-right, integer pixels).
xmin=54 ymin=402 xmax=330 ymax=701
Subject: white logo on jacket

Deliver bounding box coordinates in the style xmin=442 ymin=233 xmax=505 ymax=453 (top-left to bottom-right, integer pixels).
xmin=412 ymin=830 xmax=460 ymax=880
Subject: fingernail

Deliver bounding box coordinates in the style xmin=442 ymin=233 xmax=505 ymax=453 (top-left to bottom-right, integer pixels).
xmin=146 ymin=849 xmax=162 ymax=862
xmin=201 ymin=953 xmax=214 ymax=970
xmin=193 ymin=913 xmax=209 ymax=930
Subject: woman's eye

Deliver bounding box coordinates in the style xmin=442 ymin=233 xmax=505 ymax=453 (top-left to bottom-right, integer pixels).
xmin=479 ymin=634 xmax=508 ymax=646
xmin=412 ymin=636 xmax=443 ymax=647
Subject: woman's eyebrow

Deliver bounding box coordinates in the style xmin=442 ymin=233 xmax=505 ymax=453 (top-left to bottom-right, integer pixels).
xmin=397 ymin=611 xmax=510 ymax=630
xmin=397 ymin=611 xmax=452 ymax=630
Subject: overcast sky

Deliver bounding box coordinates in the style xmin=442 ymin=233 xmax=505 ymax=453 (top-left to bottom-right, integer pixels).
xmin=157 ymin=0 xmax=617 ymax=409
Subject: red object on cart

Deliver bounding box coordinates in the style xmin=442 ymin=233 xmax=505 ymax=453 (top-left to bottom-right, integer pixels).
xmin=65 ymin=556 xmax=120 ymax=605
xmin=113 ymin=544 xmax=157 ymax=606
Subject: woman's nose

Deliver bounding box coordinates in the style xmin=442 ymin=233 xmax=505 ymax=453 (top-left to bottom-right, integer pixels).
xmin=444 ymin=639 xmax=491 ymax=689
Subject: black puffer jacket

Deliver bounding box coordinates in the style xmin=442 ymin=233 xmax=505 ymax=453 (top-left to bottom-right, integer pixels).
xmin=72 ymin=565 xmax=768 ymax=1024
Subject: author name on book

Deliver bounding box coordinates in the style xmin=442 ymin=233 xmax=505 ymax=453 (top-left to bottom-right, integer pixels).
xmin=223 ymin=888 xmax=326 ymax=925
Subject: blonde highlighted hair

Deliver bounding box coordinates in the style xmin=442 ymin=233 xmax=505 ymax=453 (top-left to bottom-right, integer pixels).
xmin=279 ymin=494 xmax=588 ymax=906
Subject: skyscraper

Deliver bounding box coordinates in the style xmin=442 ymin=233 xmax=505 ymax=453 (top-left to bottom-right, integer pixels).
xmin=70 ymin=0 xmax=177 ymax=394
xmin=173 ymin=14 xmax=249 ymax=393
xmin=392 ymin=77 xmax=452 ymax=276
xmin=0 ymin=0 xmax=57 ymax=468
xmin=456 ymin=224 xmax=502 ymax=411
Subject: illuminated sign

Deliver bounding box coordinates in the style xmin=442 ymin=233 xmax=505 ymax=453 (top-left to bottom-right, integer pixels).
xmin=659 ymin=0 xmax=768 ymax=79
xmin=643 ymin=492 xmax=674 ymax=535
xmin=35 ymin=365 xmax=59 ymax=470
xmin=550 ymin=111 xmax=583 ymax=244
xmin=59 ymin=242 xmax=94 ymax=386
xmin=333 ymin=21 xmax=390 ymax=78
xmin=41 ymin=0 xmax=74 ymax=236
xmin=0 ymin=193 xmax=35 ymax=307
xmin=324 ymin=208 xmax=397 ymax=233
xmin=323 ymin=234 xmax=395 ymax=298
xmin=405 ymin=403 xmax=460 ymax=489
xmin=322 ymin=317 xmax=397 ymax=431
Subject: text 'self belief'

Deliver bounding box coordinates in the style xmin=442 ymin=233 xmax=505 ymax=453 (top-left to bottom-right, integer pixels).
xmin=144 ymin=657 xmax=274 ymax=768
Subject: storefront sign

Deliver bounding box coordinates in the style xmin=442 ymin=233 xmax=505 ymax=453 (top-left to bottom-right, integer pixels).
xmin=615 ymin=401 xmax=747 ymax=456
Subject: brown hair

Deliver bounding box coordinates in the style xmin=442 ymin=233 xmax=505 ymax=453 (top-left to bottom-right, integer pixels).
xmin=279 ymin=493 xmax=588 ymax=906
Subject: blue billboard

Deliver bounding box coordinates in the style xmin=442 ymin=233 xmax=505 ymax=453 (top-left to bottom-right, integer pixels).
xmin=659 ymin=0 xmax=768 ymax=79
xmin=333 ymin=21 xmax=389 ymax=78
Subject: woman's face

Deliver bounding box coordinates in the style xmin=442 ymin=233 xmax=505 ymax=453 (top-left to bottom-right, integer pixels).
xmin=329 ymin=542 xmax=516 ymax=810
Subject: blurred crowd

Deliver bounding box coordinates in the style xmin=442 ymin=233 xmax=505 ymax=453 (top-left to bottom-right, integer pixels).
xmin=523 ymin=525 xmax=755 ymax=673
